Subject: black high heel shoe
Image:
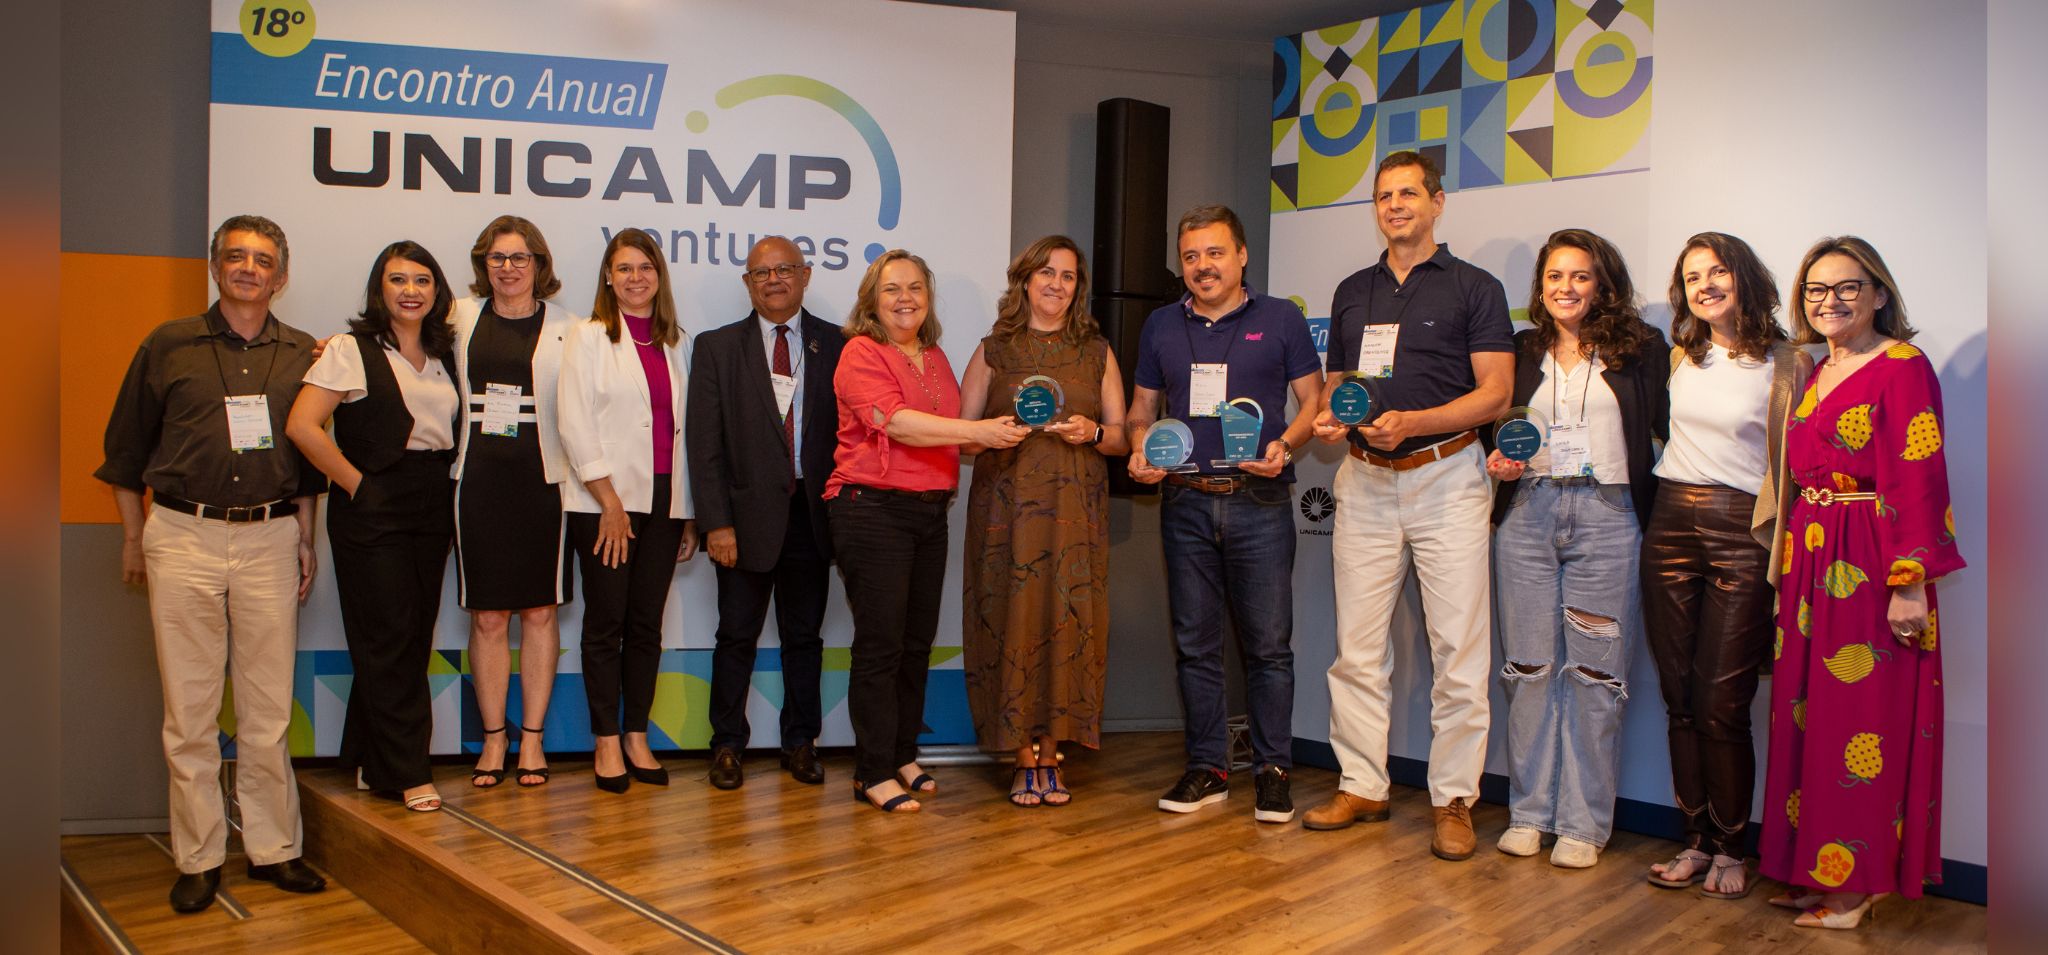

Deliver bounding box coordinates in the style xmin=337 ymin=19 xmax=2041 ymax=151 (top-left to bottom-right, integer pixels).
xmin=595 ymin=770 xmax=631 ymax=794
xmin=515 ymin=724 xmax=551 ymax=787
xmin=628 ymin=761 xmax=669 ymax=786
xmin=471 ymin=726 xmax=508 ymax=788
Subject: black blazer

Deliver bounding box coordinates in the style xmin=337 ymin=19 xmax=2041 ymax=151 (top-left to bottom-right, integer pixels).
xmin=686 ymin=308 xmax=845 ymax=572
xmin=1486 ymin=327 xmax=1669 ymax=530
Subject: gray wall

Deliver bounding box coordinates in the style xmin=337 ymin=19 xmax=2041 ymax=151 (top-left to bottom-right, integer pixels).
xmin=60 ymin=1 xmax=1265 ymax=822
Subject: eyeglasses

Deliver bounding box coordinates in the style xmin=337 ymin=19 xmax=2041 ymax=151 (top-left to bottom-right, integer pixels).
xmin=1801 ymin=279 xmax=1870 ymax=303
xmin=745 ymin=263 xmax=805 ymax=283
xmin=486 ymin=253 xmax=535 ymax=269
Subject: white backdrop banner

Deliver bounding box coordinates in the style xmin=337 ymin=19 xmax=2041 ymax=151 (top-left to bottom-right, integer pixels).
xmin=207 ymin=0 xmax=1015 ymax=755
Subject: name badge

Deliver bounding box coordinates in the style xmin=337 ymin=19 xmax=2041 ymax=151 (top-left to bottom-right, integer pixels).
xmin=1547 ymin=423 xmax=1593 ymax=478
xmin=224 ymin=395 xmax=273 ymax=451
xmin=1358 ymin=324 xmax=1399 ymax=378
xmin=771 ymin=372 xmax=797 ymax=419
xmin=1189 ymin=363 xmax=1227 ymax=417
xmin=482 ymin=382 xmax=523 ymax=437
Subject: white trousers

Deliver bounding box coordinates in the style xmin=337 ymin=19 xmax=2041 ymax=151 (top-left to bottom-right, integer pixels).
xmin=1327 ymin=443 xmax=1494 ymax=806
xmin=143 ymin=505 xmax=305 ymax=873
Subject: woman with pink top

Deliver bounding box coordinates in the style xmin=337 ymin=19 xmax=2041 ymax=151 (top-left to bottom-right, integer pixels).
xmin=558 ymin=228 xmax=699 ymax=793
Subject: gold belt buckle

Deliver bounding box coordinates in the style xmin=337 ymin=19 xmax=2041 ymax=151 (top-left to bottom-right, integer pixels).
xmin=1801 ymin=487 xmax=1833 ymax=506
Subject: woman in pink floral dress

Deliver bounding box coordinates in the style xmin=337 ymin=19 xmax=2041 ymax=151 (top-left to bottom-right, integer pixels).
xmin=1758 ymin=236 xmax=1961 ymax=930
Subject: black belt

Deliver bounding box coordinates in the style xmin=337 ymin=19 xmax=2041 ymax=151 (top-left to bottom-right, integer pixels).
xmin=153 ymin=494 xmax=297 ymax=523
xmin=1528 ymin=474 xmax=1599 ymax=487
xmin=843 ymin=484 xmax=952 ymax=504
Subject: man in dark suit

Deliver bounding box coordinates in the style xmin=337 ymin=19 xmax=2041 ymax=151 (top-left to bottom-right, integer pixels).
xmin=687 ymin=236 xmax=845 ymax=788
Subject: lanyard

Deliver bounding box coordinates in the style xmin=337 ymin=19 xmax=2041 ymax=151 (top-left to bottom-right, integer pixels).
xmin=207 ymin=318 xmax=283 ymax=400
xmin=1178 ymin=299 xmax=1246 ymax=367
xmin=1360 ymin=265 xmax=1431 ymax=356
xmin=1549 ymin=349 xmax=1595 ymax=427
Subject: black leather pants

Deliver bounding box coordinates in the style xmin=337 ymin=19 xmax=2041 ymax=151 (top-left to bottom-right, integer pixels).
xmin=1641 ymin=481 xmax=1775 ymax=859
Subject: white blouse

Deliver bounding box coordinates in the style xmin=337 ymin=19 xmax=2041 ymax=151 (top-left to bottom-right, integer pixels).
xmin=1527 ymin=350 xmax=1629 ymax=485
xmin=1655 ymin=343 xmax=1773 ymax=495
xmin=303 ymin=334 xmax=460 ymax=451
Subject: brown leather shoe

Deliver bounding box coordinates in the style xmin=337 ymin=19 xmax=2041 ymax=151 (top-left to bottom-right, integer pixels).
xmin=709 ymin=747 xmax=743 ymax=790
xmin=1432 ymin=799 xmax=1477 ymax=860
xmin=1301 ymin=790 xmax=1391 ymax=830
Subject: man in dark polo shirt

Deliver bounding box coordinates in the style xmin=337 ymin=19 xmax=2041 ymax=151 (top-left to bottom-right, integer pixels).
xmin=97 ymin=215 xmax=328 ymax=912
xmin=1126 ymin=204 xmax=1323 ymax=824
xmin=1298 ymin=152 xmax=1513 ymax=860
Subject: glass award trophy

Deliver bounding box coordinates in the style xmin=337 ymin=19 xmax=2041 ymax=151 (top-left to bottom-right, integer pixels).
xmin=1012 ymin=374 xmax=1065 ymax=430
xmin=1211 ymin=397 xmax=1266 ymax=468
xmin=1493 ymin=406 xmax=1546 ymax=464
xmin=1142 ymin=419 xmax=1200 ymax=473
xmin=1329 ymin=373 xmax=1375 ymax=427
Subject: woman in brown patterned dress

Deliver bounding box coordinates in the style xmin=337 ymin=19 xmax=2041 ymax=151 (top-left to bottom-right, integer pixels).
xmin=959 ymin=235 xmax=1130 ymax=807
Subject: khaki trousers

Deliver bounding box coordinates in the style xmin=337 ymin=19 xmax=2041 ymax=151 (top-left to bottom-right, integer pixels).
xmin=142 ymin=505 xmax=303 ymax=873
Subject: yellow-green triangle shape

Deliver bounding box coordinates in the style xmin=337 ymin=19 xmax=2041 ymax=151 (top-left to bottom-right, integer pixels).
xmin=1382 ymin=11 xmax=1422 ymax=53
xmin=1504 ymin=135 xmax=1546 ymax=184
xmin=1423 ymin=1 xmax=1465 ymax=46
xmin=1507 ymin=76 xmax=1548 ymax=126
xmin=1272 ymin=181 xmax=1297 ymax=213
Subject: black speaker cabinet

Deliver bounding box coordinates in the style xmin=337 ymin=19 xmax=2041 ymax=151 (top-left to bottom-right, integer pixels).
xmin=1091 ymin=97 xmax=1175 ymax=497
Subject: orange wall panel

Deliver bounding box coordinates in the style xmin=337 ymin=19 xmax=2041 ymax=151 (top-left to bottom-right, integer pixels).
xmin=61 ymin=253 xmax=210 ymax=524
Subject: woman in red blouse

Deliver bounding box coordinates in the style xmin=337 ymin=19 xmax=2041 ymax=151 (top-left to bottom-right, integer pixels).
xmin=827 ymin=249 xmax=1028 ymax=812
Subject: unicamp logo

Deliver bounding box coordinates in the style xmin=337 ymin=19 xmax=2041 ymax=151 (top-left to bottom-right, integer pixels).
xmin=681 ymin=73 xmax=903 ymax=265
xmin=283 ymin=55 xmax=907 ymax=271
xmin=1298 ymin=486 xmax=1335 ymax=535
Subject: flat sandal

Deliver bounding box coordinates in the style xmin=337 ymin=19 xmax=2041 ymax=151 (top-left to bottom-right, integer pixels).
xmin=1646 ymin=850 xmax=1710 ymax=888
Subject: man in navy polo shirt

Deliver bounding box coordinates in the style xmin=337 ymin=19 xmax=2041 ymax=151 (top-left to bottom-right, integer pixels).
xmin=1299 ymin=151 xmax=1513 ymax=861
xmin=1126 ymin=204 xmax=1323 ymax=824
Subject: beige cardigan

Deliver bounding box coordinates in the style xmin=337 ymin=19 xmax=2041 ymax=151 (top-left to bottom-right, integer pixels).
xmin=1668 ymin=340 xmax=1812 ymax=586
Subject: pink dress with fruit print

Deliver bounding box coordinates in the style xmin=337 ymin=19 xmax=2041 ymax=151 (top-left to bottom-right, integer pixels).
xmin=1758 ymin=344 xmax=1960 ymax=899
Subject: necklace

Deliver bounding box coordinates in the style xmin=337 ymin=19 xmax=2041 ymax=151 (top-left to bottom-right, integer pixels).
xmin=895 ymin=345 xmax=944 ymax=411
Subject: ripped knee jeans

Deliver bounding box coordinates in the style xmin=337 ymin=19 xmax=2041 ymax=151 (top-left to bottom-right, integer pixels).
xmin=1493 ymin=478 xmax=1643 ymax=846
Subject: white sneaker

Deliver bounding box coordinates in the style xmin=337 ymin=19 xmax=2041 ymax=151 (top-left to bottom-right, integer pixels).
xmin=1551 ymin=836 xmax=1600 ymax=868
xmin=1497 ymin=825 xmax=1542 ymax=857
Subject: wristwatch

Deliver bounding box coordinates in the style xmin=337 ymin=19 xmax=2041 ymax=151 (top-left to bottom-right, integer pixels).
xmin=1089 ymin=424 xmax=1105 ymax=446
xmin=1280 ymin=441 xmax=1296 ymax=464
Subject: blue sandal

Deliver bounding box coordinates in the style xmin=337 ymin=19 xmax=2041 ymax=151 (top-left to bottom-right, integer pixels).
xmin=1008 ymin=767 xmax=1042 ymax=807
xmin=1037 ymin=765 xmax=1071 ymax=807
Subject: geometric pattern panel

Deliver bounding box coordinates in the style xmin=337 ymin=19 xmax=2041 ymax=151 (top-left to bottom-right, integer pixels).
xmin=243 ymin=647 xmax=975 ymax=757
xmin=1274 ymin=0 xmax=1652 ymax=211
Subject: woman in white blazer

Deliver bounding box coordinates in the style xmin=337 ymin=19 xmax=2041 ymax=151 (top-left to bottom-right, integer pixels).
xmin=451 ymin=215 xmax=577 ymax=790
xmin=559 ymin=227 xmax=699 ymax=793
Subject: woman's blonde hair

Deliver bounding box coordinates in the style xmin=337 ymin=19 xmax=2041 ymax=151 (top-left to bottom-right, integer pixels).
xmin=843 ymin=249 xmax=942 ymax=348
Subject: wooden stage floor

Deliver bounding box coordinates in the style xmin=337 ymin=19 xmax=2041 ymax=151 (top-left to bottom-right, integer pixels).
xmin=63 ymin=732 xmax=1986 ymax=953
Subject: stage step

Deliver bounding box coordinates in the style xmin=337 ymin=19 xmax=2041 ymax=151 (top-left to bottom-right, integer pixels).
xmin=60 ymin=833 xmax=422 ymax=954
xmin=299 ymin=766 xmax=737 ymax=954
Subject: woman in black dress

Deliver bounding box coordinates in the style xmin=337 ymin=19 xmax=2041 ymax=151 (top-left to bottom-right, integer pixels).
xmin=451 ymin=216 xmax=579 ymax=788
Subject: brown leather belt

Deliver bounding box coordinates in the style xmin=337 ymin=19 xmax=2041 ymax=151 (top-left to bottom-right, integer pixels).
xmin=1166 ymin=472 xmax=1252 ymax=494
xmin=1350 ymin=430 xmax=1478 ymax=471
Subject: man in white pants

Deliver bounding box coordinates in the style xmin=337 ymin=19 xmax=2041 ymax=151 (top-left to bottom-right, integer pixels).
xmin=1301 ymin=152 xmax=1513 ymax=860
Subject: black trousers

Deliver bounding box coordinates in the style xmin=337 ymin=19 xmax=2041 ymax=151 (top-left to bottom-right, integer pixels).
xmin=1641 ymin=480 xmax=1776 ymax=858
xmin=828 ymin=486 xmax=950 ymax=786
xmin=331 ymin=451 xmax=455 ymax=791
xmin=569 ymin=475 xmax=686 ymax=737
xmin=708 ymin=490 xmax=829 ymax=751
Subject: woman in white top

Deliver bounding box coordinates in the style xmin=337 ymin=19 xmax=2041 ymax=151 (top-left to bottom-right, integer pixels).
xmin=1484 ymin=228 xmax=1669 ymax=868
xmin=558 ymin=228 xmax=698 ymax=793
xmin=451 ymin=216 xmax=579 ymax=789
xmin=286 ymin=241 xmax=462 ymax=812
xmin=1641 ymin=232 xmax=1810 ymax=900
